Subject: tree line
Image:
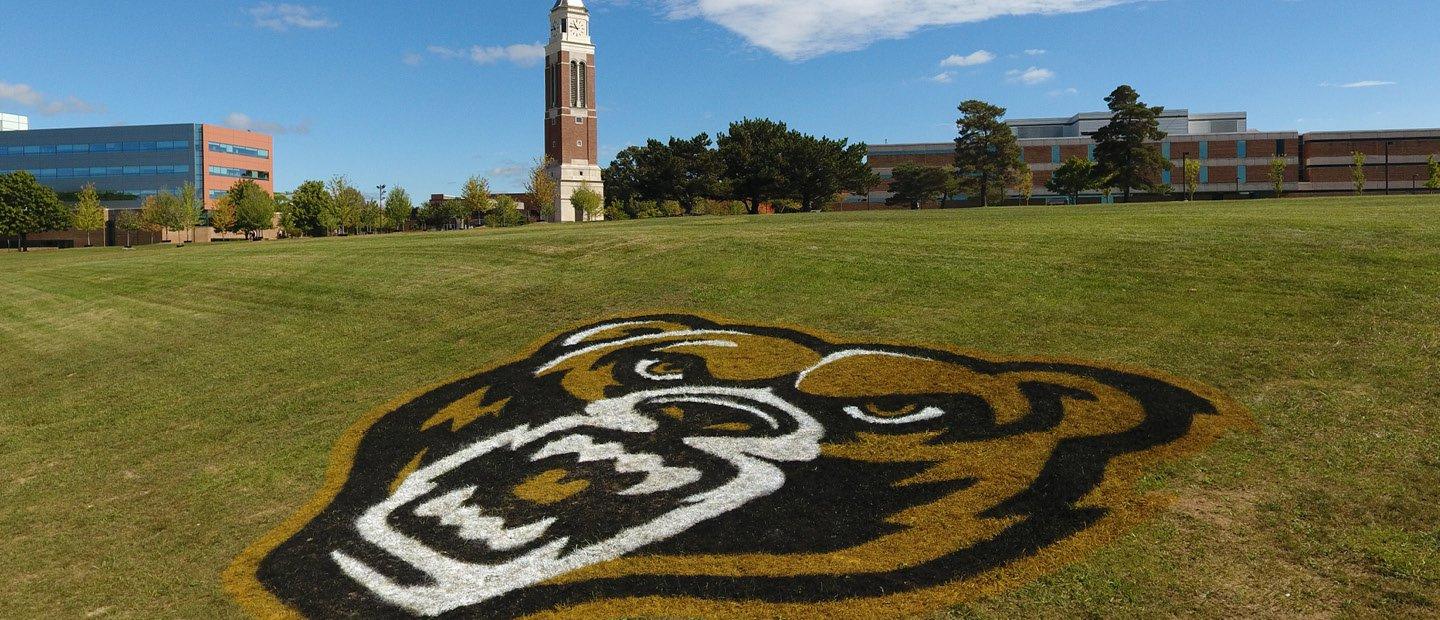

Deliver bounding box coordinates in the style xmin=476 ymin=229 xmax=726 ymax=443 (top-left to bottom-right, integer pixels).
xmin=602 ymin=118 xmax=877 ymax=218
xmin=886 ymin=85 xmax=1369 ymax=207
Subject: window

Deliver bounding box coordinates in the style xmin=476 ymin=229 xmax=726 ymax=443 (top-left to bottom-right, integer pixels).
xmin=570 ymin=61 xmax=579 ymax=108
xmin=1162 ymin=142 xmax=1171 ymax=159
xmin=1199 ymin=141 xmax=1209 ymax=160
xmin=209 ymin=189 xmax=228 ymax=199
xmin=1236 ymin=140 xmax=1247 ymax=159
xmin=1200 ymin=166 xmax=1210 ymax=184
xmin=208 ymin=142 xmax=269 ymax=159
xmin=577 ymin=61 xmax=587 ymax=109
xmin=208 ymin=165 xmax=269 ymax=180
xmin=1051 ymin=145 xmax=1061 ymax=164
xmin=1086 ymin=144 xmax=1095 ymax=161
xmin=0 ymin=140 xmax=188 ymax=157
xmin=1238 ymin=165 xmax=1247 ymax=184
xmin=1275 ymin=139 xmax=1286 ymax=156
xmin=1162 ymin=169 xmax=1172 ymax=184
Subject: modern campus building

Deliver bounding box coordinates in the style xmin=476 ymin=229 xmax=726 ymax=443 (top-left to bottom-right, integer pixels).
xmin=0 ymin=112 xmax=28 ymax=132
xmin=856 ymin=109 xmax=1440 ymax=205
xmin=0 ymin=120 xmax=274 ymax=247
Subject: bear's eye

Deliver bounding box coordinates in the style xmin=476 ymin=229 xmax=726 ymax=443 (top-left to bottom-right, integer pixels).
xmin=635 ymin=359 xmax=684 ymax=381
xmin=844 ymin=402 xmax=946 ymax=425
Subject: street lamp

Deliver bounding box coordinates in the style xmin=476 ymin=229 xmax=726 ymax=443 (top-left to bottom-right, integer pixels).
xmin=1384 ymin=141 xmax=1394 ymax=195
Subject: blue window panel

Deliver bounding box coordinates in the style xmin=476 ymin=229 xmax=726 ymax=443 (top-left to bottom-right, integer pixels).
xmin=1087 ymin=144 xmax=1096 ymax=161
xmin=1051 ymin=145 xmax=1061 ymax=163
xmin=1162 ymin=169 xmax=1172 ymax=184
xmin=1162 ymin=142 xmax=1172 ymax=159
xmin=1236 ymin=140 xmax=1247 ymax=159
xmin=1199 ymin=141 xmax=1209 ymax=160
xmin=1200 ymin=166 xmax=1210 ymax=184
xmin=1238 ymin=166 xmax=1247 ymax=184
xmin=208 ymin=142 xmax=270 ymax=159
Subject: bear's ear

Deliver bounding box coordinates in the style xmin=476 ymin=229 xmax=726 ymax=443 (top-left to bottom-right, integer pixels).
xmin=536 ymin=314 xmax=725 ymax=357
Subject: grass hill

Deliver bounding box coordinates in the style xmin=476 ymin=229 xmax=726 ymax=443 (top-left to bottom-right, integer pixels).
xmin=2 ymin=196 xmax=1438 ymax=617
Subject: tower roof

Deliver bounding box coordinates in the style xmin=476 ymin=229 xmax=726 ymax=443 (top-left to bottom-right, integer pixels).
xmin=552 ymin=0 xmax=586 ymax=9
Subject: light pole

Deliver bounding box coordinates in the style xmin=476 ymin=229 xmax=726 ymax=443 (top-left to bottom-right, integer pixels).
xmin=1384 ymin=141 xmax=1393 ymax=195
xmin=1182 ymin=151 xmax=1190 ymax=200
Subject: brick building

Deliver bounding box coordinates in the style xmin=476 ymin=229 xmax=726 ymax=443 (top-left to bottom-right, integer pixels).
xmin=857 ymin=110 xmax=1439 ymax=206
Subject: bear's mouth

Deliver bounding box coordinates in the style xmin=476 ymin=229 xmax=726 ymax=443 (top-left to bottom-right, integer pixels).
xmin=330 ymin=387 xmax=825 ymax=616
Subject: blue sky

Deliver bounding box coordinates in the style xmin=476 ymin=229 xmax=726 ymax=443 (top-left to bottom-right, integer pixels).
xmin=2 ymin=0 xmax=1436 ymax=194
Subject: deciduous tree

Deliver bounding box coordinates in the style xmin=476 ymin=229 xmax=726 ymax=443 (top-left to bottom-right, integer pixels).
xmin=140 ymin=189 xmax=192 ymax=246
xmin=289 ymin=180 xmax=333 ymax=236
xmin=0 ymin=171 xmax=70 ymax=252
xmin=209 ymin=195 xmax=237 ymax=232
xmin=1425 ymin=155 xmax=1439 ymax=190
xmin=384 ymin=186 xmax=413 ymax=231
xmin=1351 ymin=152 xmax=1367 ymax=195
xmin=484 ymin=195 xmax=527 ymax=228
xmin=72 ymin=183 xmax=106 ymax=247
xmin=1016 ymin=167 xmax=1034 ymax=206
xmin=460 ymin=176 xmax=492 ymax=223
xmin=525 ymin=156 xmax=558 ymax=222
xmin=954 ymin=99 xmax=1024 ymax=207
xmin=1093 ymin=85 xmax=1169 ymax=203
xmin=231 ymin=180 xmax=275 ymax=239
xmin=569 ymin=184 xmax=603 ymax=221
xmin=329 ymin=176 xmax=365 ymax=234
xmin=1045 ymin=157 xmax=1099 ymax=205
xmin=1270 ymin=157 xmax=1288 ymax=197
xmin=1184 ymin=159 xmax=1201 ymax=201
xmin=115 ymin=209 xmax=142 ymax=248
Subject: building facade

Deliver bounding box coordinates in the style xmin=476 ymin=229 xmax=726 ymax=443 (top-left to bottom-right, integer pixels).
xmin=0 ymin=112 xmax=28 ymax=132
xmin=859 ymin=110 xmax=1439 ymax=206
xmin=544 ymin=0 xmax=604 ymax=222
xmin=0 ymin=123 xmax=272 ymax=210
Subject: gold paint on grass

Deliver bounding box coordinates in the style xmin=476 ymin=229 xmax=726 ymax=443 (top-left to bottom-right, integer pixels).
xmin=514 ymin=469 xmax=591 ymax=505
xmin=420 ymin=388 xmax=509 ymax=432
xmin=387 ymin=449 xmax=428 ymax=496
xmin=226 ymin=311 xmax=1253 ymax=619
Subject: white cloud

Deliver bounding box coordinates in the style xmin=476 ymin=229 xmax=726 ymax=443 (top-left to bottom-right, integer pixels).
xmin=928 ymin=72 xmax=954 ymax=83
xmin=0 ymin=81 xmax=102 ymax=115
xmin=248 ymin=3 xmax=337 ymax=32
xmin=940 ymin=50 xmax=996 ymax=67
xmin=658 ymin=0 xmax=1137 ymax=60
xmin=428 ymin=43 xmax=547 ymax=67
xmin=1006 ymin=66 xmax=1055 ymax=85
xmin=1321 ymin=80 xmax=1396 ymax=89
xmin=401 ymin=52 xmax=423 ymax=66
xmin=1047 ymin=87 xmax=1079 ymax=97
xmin=224 ymin=112 xmax=311 ymax=135
xmin=1024 ymin=48 xmax=1047 ymax=55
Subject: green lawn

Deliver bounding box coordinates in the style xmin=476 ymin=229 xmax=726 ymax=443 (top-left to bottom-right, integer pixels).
xmin=3 ymin=196 xmax=1438 ymax=618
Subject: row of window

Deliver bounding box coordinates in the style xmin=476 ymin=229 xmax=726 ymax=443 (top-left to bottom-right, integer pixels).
xmin=0 ymin=140 xmax=192 ymax=157
xmin=208 ymin=141 xmax=270 ymax=159
xmin=1039 ymin=139 xmax=1289 ymax=164
xmin=0 ymin=165 xmax=191 ymax=178
xmin=208 ymin=165 xmax=270 ymax=180
xmin=209 ymin=189 xmax=229 ymax=199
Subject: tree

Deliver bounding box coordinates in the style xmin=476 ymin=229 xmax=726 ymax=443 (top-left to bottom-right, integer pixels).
xmin=72 ymin=183 xmax=106 ymax=247
xmin=359 ymin=200 xmax=384 ymax=233
xmin=384 ymin=186 xmax=413 ymax=231
xmin=231 ymin=179 xmax=275 ymax=239
xmin=0 ymin=171 xmax=70 ymax=252
xmin=1184 ymin=158 xmax=1201 ymax=201
xmin=570 ymin=184 xmax=603 ymax=221
xmin=954 ymin=100 xmax=1025 ymax=207
xmin=289 ymin=180 xmax=334 ymax=236
xmin=485 ymin=195 xmax=527 ymax=228
xmin=1351 ymin=152 xmax=1367 ymax=195
xmin=1045 ymin=157 xmax=1100 ymax=205
xmin=209 ymin=195 xmax=237 ymax=233
xmin=1269 ymin=157 xmax=1288 ymax=197
xmin=784 ymin=133 xmax=871 ymax=212
xmin=1425 ymin=155 xmax=1439 ymax=190
xmin=115 ymin=209 xmax=142 ymax=248
xmin=941 ymin=174 xmax=964 ymax=207
xmin=329 ymin=176 xmax=365 ymax=234
xmin=273 ymin=192 xmax=299 ymax=238
xmin=1016 ymin=167 xmax=1034 ymax=206
xmin=1092 ymin=85 xmax=1170 ymax=203
xmin=460 ymin=176 xmax=492 ymax=223
xmin=139 ymin=189 xmax=192 ymax=246
xmin=717 ymin=118 xmax=791 ymax=214
xmin=525 ymin=156 xmax=558 ymax=222
xmin=177 ymin=181 xmax=202 ymax=241
xmin=886 ymin=164 xmax=951 ymax=209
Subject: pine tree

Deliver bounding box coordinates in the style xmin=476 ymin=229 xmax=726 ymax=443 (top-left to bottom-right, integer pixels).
xmin=954 ymin=100 xmax=1024 ymax=207
xmin=1093 ymin=85 xmax=1170 ymax=203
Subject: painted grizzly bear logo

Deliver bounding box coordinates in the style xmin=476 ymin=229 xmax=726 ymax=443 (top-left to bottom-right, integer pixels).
xmin=226 ymin=314 xmax=1246 ymax=618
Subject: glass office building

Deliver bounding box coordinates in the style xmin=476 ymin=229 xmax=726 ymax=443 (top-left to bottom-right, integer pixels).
xmin=0 ymin=123 xmax=273 ymax=209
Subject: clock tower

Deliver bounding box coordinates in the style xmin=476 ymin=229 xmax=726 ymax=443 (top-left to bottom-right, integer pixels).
xmin=544 ymin=0 xmax=604 ymax=221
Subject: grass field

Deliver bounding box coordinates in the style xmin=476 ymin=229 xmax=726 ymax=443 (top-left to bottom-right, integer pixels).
xmin=3 ymin=196 xmax=1438 ymax=618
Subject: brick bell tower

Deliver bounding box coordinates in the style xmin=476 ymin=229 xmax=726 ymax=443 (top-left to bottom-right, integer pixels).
xmin=545 ymin=0 xmax=604 ymax=222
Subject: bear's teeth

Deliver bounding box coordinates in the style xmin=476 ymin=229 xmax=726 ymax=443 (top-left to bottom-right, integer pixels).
xmin=530 ymin=434 xmax=702 ymax=495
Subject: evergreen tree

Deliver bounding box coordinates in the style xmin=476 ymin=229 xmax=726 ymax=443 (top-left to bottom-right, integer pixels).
xmin=954 ymin=100 xmax=1024 ymax=207
xmin=885 ymin=164 xmax=951 ymax=209
xmin=785 ymin=133 xmax=871 ymax=212
xmin=1092 ymin=85 xmax=1169 ymax=203
xmin=717 ymin=118 xmax=790 ymax=214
